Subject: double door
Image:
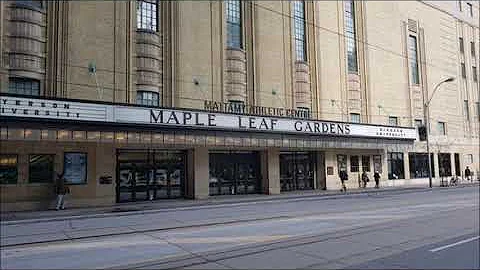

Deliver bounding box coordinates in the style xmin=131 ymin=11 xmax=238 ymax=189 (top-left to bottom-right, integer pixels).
xmin=280 ymin=153 xmax=315 ymax=192
xmin=117 ymin=150 xmax=185 ymax=203
xmin=209 ymin=152 xmax=260 ymax=196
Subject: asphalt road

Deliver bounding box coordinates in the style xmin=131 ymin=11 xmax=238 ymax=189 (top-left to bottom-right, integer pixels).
xmin=1 ymin=186 xmax=479 ymax=269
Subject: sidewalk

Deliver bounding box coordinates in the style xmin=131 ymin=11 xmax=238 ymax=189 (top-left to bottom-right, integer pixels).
xmin=2 ymin=182 xmax=477 ymax=225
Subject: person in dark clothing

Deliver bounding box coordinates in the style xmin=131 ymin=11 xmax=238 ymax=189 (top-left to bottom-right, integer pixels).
xmin=465 ymin=166 xmax=471 ymax=182
xmin=55 ymin=173 xmax=69 ymax=210
xmin=374 ymin=171 xmax=381 ymax=189
xmin=339 ymin=170 xmax=348 ymax=192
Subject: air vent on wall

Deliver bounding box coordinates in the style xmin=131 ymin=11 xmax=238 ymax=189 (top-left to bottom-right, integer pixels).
xmin=408 ymin=19 xmax=418 ymax=33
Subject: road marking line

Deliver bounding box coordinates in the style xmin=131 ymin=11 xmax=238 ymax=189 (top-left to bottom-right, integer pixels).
xmin=429 ymin=236 xmax=480 ymax=252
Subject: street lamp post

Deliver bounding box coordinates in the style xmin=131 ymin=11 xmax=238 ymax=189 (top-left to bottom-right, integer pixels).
xmin=424 ymin=77 xmax=455 ymax=188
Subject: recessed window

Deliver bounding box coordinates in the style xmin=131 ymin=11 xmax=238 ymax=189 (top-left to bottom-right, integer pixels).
xmin=408 ymin=153 xmax=435 ymax=178
xmin=362 ymin=155 xmax=370 ymax=172
xmin=0 ymin=155 xmax=18 ymax=185
xmin=344 ymin=0 xmax=358 ymax=73
xmin=292 ymin=1 xmax=307 ymax=61
xmin=408 ymin=35 xmax=420 ymax=84
xmin=464 ymin=100 xmax=470 ymax=121
xmin=8 ymin=77 xmax=40 ymax=96
xmin=29 ymin=154 xmax=54 ymax=183
xmin=467 ymin=3 xmax=473 ymax=17
xmin=458 ymin=0 xmax=462 ymax=11
xmin=471 ymin=42 xmax=476 ymax=56
xmin=389 ymin=116 xmax=399 ymax=126
xmin=350 ymin=155 xmax=359 ymax=172
xmin=226 ymin=0 xmax=242 ymax=49
xmin=476 ymin=102 xmax=480 ymax=118
xmin=461 ymin=62 xmax=466 ymax=78
xmin=438 ymin=121 xmax=446 ymax=135
xmin=473 ymin=66 xmax=478 ymax=82
xmin=438 ymin=153 xmax=452 ymax=177
xmin=387 ymin=152 xmax=404 ymax=179
xmin=137 ymin=0 xmax=158 ymax=31
xmin=459 ymin=37 xmax=464 ymax=53
xmin=63 ymin=153 xmax=87 ymax=184
xmin=136 ymin=91 xmax=160 ymax=106
xmin=337 ymin=154 xmax=347 ymax=174
xmin=465 ymin=154 xmax=473 ymax=164
xmin=350 ymin=113 xmax=360 ymax=123
xmin=414 ymin=119 xmax=423 ymax=127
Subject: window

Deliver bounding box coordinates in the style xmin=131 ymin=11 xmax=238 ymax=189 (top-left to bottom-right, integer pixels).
xmin=459 ymin=37 xmax=464 ymax=53
xmin=350 ymin=113 xmax=360 ymax=123
xmin=373 ymin=155 xmax=382 ymax=173
xmin=467 ymin=3 xmax=473 ymax=17
xmin=63 ymin=153 xmax=87 ymax=184
xmin=415 ymin=119 xmax=423 ymax=127
xmin=29 ymin=154 xmax=54 ymax=183
xmin=344 ymin=0 xmax=358 ymax=73
xmin=465 ymin=154 xmax=473 ymax=164
xmin=15 ymin=0 xmax=43 ymax=9
xmin=226 ymin=0 xmax=242 ymax=48
xmin=458 ymin=0 xmax=462 ymax=11
xmin=473 ymin=66 xmax=478 ymax=82
xmin=0 ymin=155 xmax=18 ymax=185
xmin=337 ymin=154 xmax=347 ymax=173
xmin=408 ymin=35 xmax=420 ymax=84
xmin=408 ymin=153 xmax=435 ymax=178
xmin=136 ymin=91 xmax=159 ymax=106
xmin=389 ymin=116 xmax=399 ymax=126
xmin=461 ymin=62 xmax=466 ymax=78
xmin=471 ymin=42 xmax=476 ymax=56
xmin=476 ymin=102 xmax=480 ymax=118
xmin=387 ymin=152 xmax=404 ymax=179
xmin=350 ymin=155 xmax=359 ymax=172
xmin=362 ymin=155 xmax=370 ymax=172
xmin=136 ymin=0 xmax=158 ymax=31
xmin=293 ymin=1 xmax=307 ymax=61
xmin=438 ymin=121 xmax=446 ymax=135
xmin=8 ymin=78 xmax=40 ymax=96
xmin=464 ymin=100 xmax=470 ymax=121
xmin=438 ymin=153 xmax=452 ymax=177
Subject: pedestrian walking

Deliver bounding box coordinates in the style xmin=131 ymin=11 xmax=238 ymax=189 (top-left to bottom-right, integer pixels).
xmin=464 ymin=166 xmax=471 ymax=182
xmin=339 ymin=169 xmax=348 ymax=192
xmin=361 ymin=171 xmax=369 ymax=188
xmin=55 ymin=173 xmax=69 ymax=210
xmin=374 ymin=171 xmax=380 ymax=189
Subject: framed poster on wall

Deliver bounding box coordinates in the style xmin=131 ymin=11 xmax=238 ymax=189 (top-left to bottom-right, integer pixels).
xmin=64 ymin=152 xmax=87 ymax=184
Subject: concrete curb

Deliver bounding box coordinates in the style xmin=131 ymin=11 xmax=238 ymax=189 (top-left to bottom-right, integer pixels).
xmin=1 ymin=183 xmax=477 ymax=226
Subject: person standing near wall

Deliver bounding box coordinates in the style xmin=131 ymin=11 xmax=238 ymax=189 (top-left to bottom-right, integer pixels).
xmin=464 ymin=166 xmax=471 ymax=182
xmin=55 ymin=173 xmax=69 ymax=210
xmin=374 ymin=171 xmax=380 ymax=189
xmin=339 ymin=169 xmax=348 ymax=192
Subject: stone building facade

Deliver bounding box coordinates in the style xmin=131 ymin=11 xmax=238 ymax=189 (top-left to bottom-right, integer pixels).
xmin=0 ymin=0 xmax=478 ymax=211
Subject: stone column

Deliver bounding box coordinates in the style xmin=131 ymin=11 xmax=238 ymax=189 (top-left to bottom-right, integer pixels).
xmin=261 ymin=148 xmax=280 ymax=195
xmin=188 ymin=147 xmax=209 ymax=199
xmin=403 ymin=151 xmax=410 ymax=180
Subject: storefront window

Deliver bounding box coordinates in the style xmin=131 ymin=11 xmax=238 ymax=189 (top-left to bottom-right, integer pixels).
xmin=387 ymin=152 xmax=404 ymax=179
xmin=0 ymin=155 xmax=18 ymax=184
xmin=350 ymin=155 xmax=359 ymax=172
xmin=29 ymin=154 xmax=54 ymax=183
xmin=280 ymin=152 xmax=315 ymax=192
xmin=373 ymin=155 xmax=382 ymax=173
xmin=438 ymin=153 xmax=452 ymax=177
xmin=63 ymin=153 xmax=87 ymax=184
xmin=408 ymin=153 xmax=435 ymax=178
xmin=361 ymin=155 xmax=370 ymax=172
xmin=337 ymin=154 xmax=347 ymax=173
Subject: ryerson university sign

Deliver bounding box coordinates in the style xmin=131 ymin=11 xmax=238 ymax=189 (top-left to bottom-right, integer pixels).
xmin=1 ymin=96 xmax=417 ymax=140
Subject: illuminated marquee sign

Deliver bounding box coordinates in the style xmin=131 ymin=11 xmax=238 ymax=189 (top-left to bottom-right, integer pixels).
xmin=0 ymin=96 xmax=416 ymax=140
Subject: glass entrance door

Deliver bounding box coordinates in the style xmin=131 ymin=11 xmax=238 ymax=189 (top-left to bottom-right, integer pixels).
xmin=280 ymin=152 xmax=315 ymax=192
xmin=209 ymin=152 xmax=260 ymax=196
xmin=116 ymin=150 xmax=186 ymax=203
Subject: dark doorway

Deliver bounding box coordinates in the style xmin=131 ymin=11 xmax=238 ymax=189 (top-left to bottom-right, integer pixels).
xmin=209 ymin=152 xmax=260 ymax=196
xmin=116 ymin=150 xmax=186 ymax=203
xmin=280 ymin=152 xmax=315 ymax=192
xmin=454 ymin=153 xmax=461 ymax=176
